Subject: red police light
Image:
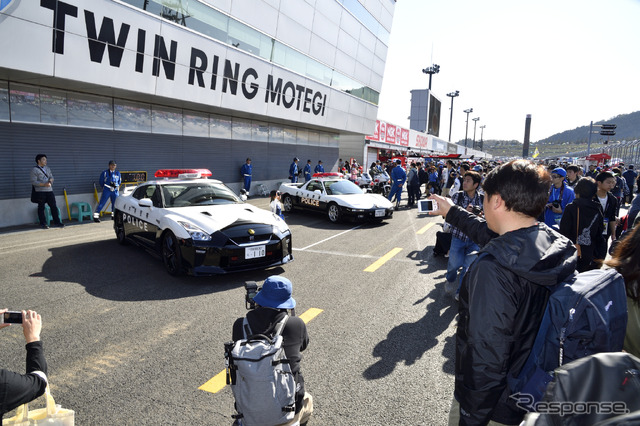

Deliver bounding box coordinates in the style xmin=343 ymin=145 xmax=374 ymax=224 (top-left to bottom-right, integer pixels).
xmin=312 ymin=172 xmax=343 ymax=178
xmin=154 ymin=169 xmax=212 ymax=178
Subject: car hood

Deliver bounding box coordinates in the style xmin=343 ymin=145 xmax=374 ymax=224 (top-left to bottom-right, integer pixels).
xmin=330 ymin=193 xmax=393 ymax=208
xmin=164 ymin=203 xmax=282 ymax=232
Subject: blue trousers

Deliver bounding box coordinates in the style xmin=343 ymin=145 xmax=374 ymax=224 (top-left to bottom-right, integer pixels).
xmin=388 ymin=184 xmax=402 ymax=204
xmin=243 ymin=176 xmax=251 ymax=192
xmin=96 ymin=189 xmax=118 ymax=213
xmin=445 ymin=236 xmax=480 ymax=293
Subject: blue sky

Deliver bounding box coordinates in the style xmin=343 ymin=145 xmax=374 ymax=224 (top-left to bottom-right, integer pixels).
xmin=377 ymin=0 xmax=640 ymax=143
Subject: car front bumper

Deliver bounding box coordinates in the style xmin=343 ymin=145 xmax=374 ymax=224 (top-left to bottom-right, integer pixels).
xmin=341 ymin=207 xmax=394 ymax=221
xmin=179 ymin=234 xmax=293 ymax=275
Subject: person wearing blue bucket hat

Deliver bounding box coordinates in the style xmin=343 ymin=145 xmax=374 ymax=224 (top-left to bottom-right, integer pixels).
xmin=232 ymin=276 xmax=313 ymax=425
xmin=544 ymin=167 xmax=575 ymax=229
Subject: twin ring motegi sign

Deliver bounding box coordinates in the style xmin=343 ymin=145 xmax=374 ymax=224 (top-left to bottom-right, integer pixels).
xmin=1 ymin=0 xmax=336 ymax=126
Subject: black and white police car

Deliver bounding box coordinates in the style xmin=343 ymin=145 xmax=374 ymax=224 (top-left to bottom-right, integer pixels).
xmin=113 ymin=169 xmax=293 ymax=276
xmin=278 ymin=173 xmax=394 ymax=223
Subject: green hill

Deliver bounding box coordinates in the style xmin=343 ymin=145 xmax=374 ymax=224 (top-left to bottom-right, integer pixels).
xmin=462 ymin=110 xmax=640 ymax=158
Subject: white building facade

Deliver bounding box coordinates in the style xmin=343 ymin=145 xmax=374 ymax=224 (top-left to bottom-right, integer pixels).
xmin=0 ymin=0 xmax=395 ymax=227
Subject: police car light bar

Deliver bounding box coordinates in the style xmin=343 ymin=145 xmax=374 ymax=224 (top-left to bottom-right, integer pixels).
xmin=312 ymin=172 xmax=343 ymax=178
xmin=154 ymin=169 xmax=212 ymax=179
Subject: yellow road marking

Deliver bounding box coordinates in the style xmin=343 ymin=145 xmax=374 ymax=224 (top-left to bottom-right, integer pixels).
xmin=417 ymin=222 xmax=436 ymax=235
xmin=364 ymin=247 xmax=402 ymax=272
xmin=199 ymin=308 xmax=324 ymax=394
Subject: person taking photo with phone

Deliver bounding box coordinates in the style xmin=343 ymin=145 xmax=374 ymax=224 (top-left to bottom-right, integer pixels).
xmin=0 ymin=309 xmax=48 ymax=419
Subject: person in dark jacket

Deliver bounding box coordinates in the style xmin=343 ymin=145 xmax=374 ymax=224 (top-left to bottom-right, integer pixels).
xmin=232 ymin=276 xmax=312 ymax=425
xmin=1 ymin=309 xmax=48 ymax=419
xmin=428 ymin=160 xmax=577 ymax=426
xmin=594 ymin=171 xmax=619 ymax=261
xmin=559 ymin=177 xmax=605 ymax=272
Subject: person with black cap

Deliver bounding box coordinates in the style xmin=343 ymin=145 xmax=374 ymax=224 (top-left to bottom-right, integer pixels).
xmin=289 ymin=158 xmax=300 ymax=183
xmin=314 ymin=160 xmax=324 ymax=174
xmin=232 ymin=276 xmax=312 ymax=425
xmin=303 ymin=160 xmax=312 ymax=182
xmin=94 ymin=160 xmax=121 ymax=223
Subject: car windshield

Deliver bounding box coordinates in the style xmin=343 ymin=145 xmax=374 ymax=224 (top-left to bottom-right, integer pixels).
xmin=162 ymin=182 xmax=242 ymax=207
xmin=325 ymin=180 xmax=363 ymax=195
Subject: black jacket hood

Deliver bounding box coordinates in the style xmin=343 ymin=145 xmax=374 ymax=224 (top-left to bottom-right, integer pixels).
xmin=480 ymin=223 xmax=577 ymax=287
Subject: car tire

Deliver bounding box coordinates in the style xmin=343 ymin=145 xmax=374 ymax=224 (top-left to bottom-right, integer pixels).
xmin=162 ymin=231 xmax=185 ymax=276
xmin=114 ymin=211 xmax=127 ymax=245
xmin=282 ymin=194 xmax=294 ymax=212
xmin=327 ymin=203 xmax=341 ymax=223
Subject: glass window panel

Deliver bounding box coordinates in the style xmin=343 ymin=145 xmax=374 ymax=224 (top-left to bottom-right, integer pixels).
xmin=114 ymin=100 xmax=151 ymax=132
xmin=227 ymin=20 xmax=272 ymax=60
xmin=183 ymin=110 xmax=209 ymax=137
xmin=283 ymin=127 xmax=296 ymax=144
xmin=67 ymin=93 xmax=113 ymax=129
xmin=182 ymin=1 xmax=228 ymax=43
xmin=296 ymin=129 xmax=308 ymax=145
xmin=306 ymin=60 xmax=333 ymax=85
xmin=269 ymin=125 xmax=284 ymax=143
xmin=9 ymin=84 xmax=40 ymax=123
xmin=152 ymin=106 xmax=182 ymax=135
xmin=308 ymin=131 xmax=319 ymax=145
xmin=252 ymin=121 xmax=269 ymax=142
xmin=210 ymin=114 xmax=231 ymax=138
xmin=272 ymin=42 xmax=307 ymax=75
xmin=0 ymin=81 xmax=9 ymax=122
xmin=40 ymin=89 xmax=67 ymax=125
xmin=231 ymin=117 xmax=251 ymax=140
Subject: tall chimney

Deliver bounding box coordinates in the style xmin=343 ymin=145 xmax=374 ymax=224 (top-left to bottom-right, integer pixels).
xmin=523 ymin=114 xmax=532 ymax=158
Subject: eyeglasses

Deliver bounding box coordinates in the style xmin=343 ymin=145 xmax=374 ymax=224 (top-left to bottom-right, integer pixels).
xmin=551 ymin=174 xmax=562 ymax=179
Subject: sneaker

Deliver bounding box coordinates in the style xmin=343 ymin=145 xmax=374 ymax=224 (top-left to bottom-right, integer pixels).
xmin=40 ymin=224 xmax=49 ymax=229
xmin=93 ymin=214 xmax=101 ymax=223
xmin=444 ymin=279 xmax=457 ymax=295
xmin=53 ymin=222 xmax=65 ymax=228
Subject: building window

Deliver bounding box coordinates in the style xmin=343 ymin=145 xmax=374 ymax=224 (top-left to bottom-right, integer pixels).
xmin=40 ymin=89 xmax=67 ymax=125
xmin=67 ymin=93 xmax=113 ymax=129
xmin=210 ymin=114 xmax=232 ymax=138
xmin=183 ymin=110 xmax=209 ymax=137
xmin=152 ymin=106 xmax=182 ymax=135
xmin=9 ymin=84 xmax=40 ymax=123
xmin=114 ymin=100 xmax=151 ymax=132
xmin=0 ymin=81 xmax=9 ymax=122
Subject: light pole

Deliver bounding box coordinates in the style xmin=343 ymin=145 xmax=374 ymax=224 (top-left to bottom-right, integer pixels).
xmin=479 ymin=125 xmax=486 ymax=151
xmin=472 ymin=117 xmax=480 ymax=150
xmin=446 ymin=91 xmax=459 ymax=142
xmin=463 ymin=108 xmax=473 ymax=155
xmin=422 ymin=64 xmax=440 ymax=90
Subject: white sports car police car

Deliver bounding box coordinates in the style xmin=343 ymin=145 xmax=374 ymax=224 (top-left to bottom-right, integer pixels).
xmin=113 ymin=169 xmax=293 ymax=276
xmin=278 ymin=173 xmax=394 ymax=223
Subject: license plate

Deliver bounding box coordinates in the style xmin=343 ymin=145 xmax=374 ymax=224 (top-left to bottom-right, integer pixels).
xmin=245 ymin=245 xmax=266 ymax=259
xmin=375 ymin=209 xmax=385 ymax=217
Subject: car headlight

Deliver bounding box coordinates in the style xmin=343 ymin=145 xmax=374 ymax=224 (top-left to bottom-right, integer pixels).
xmin=177 ymin=221 xmax=211 ymax=241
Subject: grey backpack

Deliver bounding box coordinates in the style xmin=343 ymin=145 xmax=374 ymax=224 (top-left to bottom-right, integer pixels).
xmin=225 ymin=314 xmax=296 ymax=426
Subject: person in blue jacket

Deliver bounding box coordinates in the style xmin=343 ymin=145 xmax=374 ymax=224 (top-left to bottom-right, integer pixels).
xmin=314 ymin=160 xmax=324 ymax=174
xmin=543 ymin=167 xmax=575 ymax=229
xmin=241 ymin=158 xmax=252 ymax=195
xmin=303 ymin=160 xmax=312 ymax=182
xmin=289 ymin=157 xmax=300 ymax=183
xmin=94 ymin=160 xmax=121 ymax=223
xmin=387 ymin=159 xmax=406 ymax=209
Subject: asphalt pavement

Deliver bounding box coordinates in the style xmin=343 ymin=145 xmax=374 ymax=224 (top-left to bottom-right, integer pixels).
xmin=0 ymin=196 xmax=457 ymax=425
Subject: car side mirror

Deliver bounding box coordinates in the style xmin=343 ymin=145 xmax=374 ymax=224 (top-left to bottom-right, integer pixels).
xmin=139 ymin=198 xmax=153 ymax=208
xmin=314 ymin=189 xmax=322 ymax=194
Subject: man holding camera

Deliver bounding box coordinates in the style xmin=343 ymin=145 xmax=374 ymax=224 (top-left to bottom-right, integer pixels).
xmin=543 ymin=167 xmax=575 ymax=229
xmin=93 ymin=160 xmax=122 ymax=223
xmin=232 ymin=276 xmax=312 ymax=425
xmin=1 ymin=309 xmax=48 ymax=419
xmin=444 ymin=171 xmax=484 ymax=300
